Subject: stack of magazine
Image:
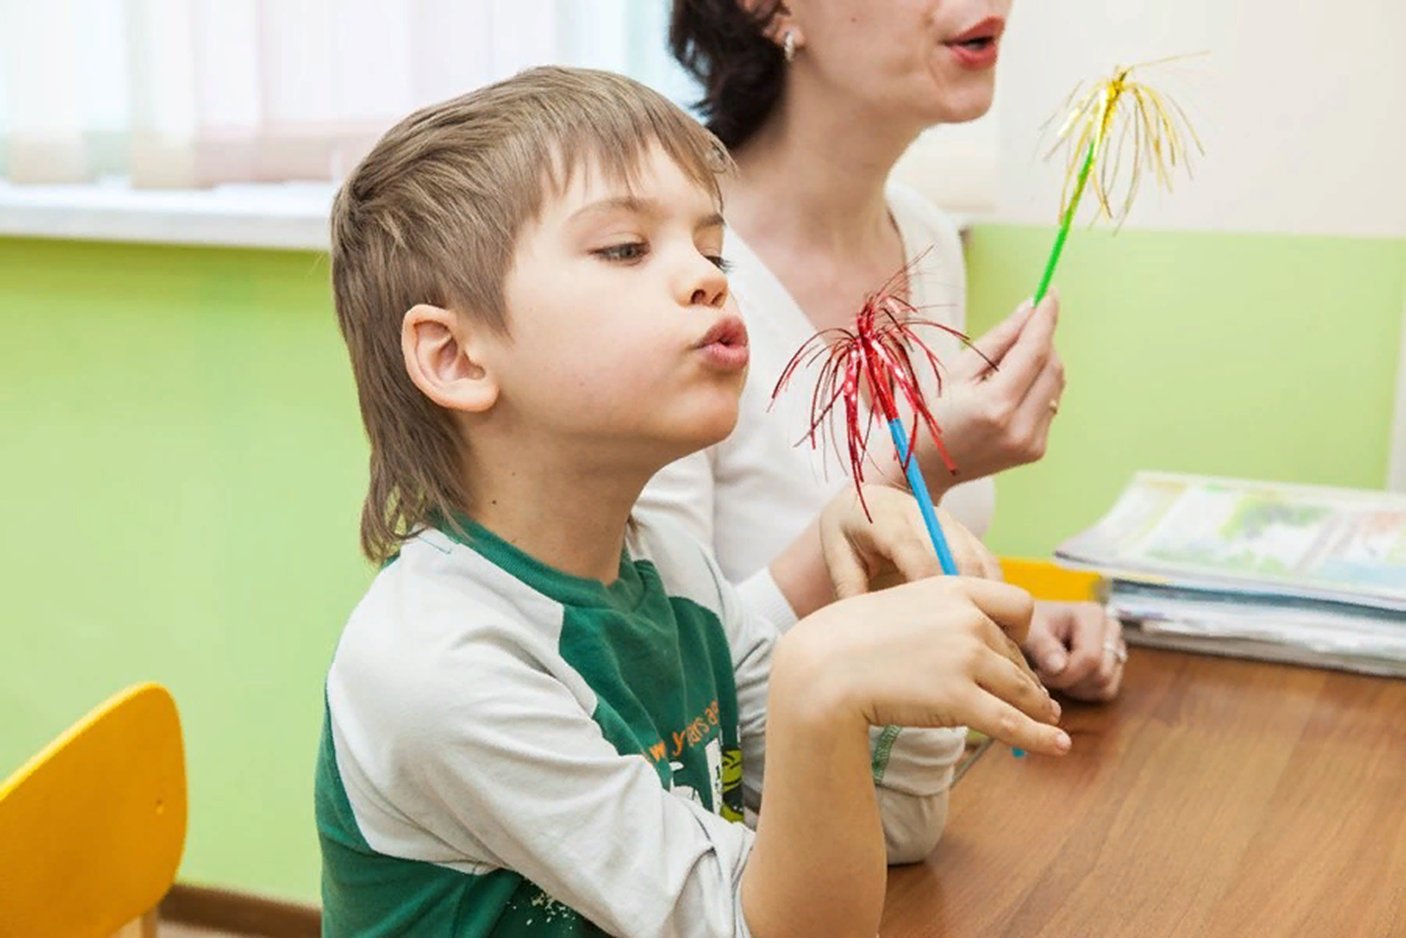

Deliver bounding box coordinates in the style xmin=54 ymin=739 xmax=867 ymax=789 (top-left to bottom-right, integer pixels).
xmin=1056 ymin=472 xmax=1406 ymax=677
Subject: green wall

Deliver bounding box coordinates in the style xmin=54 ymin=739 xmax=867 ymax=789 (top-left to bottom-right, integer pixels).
xmin=966 ymin=226 xmax=1406 ymax=557
xmin=1 ymin=227 xmax=1403 ymax=903
xmin=1 ymin=239 xmax=369 ymax=902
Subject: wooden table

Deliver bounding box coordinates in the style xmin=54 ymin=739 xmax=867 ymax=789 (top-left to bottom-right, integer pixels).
xmin=881 ymin=648 xmax=1406 ymax=937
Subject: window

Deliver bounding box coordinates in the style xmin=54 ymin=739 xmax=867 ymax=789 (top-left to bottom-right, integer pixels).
xmin=0 ymin=0 xmax=694 ymax=188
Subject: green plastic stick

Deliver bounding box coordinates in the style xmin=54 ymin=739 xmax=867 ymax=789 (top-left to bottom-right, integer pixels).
xmin=1033 ymin=138 xmax=1097 ymax=305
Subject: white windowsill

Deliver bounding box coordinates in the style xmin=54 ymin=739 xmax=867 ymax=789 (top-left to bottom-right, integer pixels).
xmin=0 ymin=177 xmax=976 ymax=252
xmin=0 ymin=178 xmax=334 ymax=251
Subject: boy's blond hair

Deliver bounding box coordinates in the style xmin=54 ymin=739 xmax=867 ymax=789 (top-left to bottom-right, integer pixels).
xmin=331 ymin=66 xmax=731 ymax=563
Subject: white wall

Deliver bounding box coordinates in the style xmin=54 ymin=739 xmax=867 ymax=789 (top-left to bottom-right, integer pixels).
xmin=995 ymin=0 xmax=1406 ymax=237
xmin=902 ymin=1 xmax=1406 ymax=238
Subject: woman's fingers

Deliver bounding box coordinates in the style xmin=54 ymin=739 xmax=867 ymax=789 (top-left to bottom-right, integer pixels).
xmin=1079 ymin=613 xmax=1127 ymax=701
xmin=957 ymin=300 xmax=1034 ymax=379
xmin=989 ymin=291 xmax=1060 ymax=398
xmin=1037 ymin=603 xmax=1128 ymax=702
xmin=1015 ymin=347 xmax=1066 ymax=441
xmin=1055 ymin=603 xmax=1108 ymax=687
xmin=1024 ymin=612 xmax=1072 ymax=678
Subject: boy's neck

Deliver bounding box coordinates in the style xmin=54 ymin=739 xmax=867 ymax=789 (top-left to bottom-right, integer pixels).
xmin=460 ymin=444 xmax=654 ymax=585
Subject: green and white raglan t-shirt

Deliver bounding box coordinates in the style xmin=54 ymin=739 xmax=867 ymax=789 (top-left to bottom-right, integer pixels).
xmin=316 ymin=511 xmax=964 ymax=937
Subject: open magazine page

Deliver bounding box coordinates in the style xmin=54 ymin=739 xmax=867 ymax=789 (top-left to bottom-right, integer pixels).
xmin=1057 ymin=473 xmax=1406 ymax=610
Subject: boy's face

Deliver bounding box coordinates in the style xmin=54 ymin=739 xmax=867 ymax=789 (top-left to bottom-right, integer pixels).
xmin=490 ymin=143 xmax=747 ymax=465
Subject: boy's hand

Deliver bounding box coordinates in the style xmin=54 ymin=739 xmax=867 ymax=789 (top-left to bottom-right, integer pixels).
xmin=780 ymin=576 xmax=1071 ymax=757
xmin=819 ymin=485 xmax=1000 ymax=598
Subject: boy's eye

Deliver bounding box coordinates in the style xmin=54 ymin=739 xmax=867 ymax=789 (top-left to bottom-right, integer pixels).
xmin=706 ymin=255 xmax=732 ymax=273
xmin=594 ymin=242 xmax=648 ymax=263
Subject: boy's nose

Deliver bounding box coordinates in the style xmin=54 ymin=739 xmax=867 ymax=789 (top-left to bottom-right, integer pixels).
xmin=685 ymin=259 xmax=728 ymax=309
xmin=690 ymin=285 xmax=725 ymax=307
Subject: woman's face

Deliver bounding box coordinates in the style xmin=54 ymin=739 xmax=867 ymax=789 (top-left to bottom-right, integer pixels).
xmin=786 ymin=0 xmax=1014 ymax=128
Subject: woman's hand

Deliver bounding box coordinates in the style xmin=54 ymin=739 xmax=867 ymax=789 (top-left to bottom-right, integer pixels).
xmin=819 ymin=485 xmax=1000 ymax=598
xmin=1022 ymin=600 xmax=1127 ymax=702
xmin=916 ymin=292 xmax=1066 ymax=493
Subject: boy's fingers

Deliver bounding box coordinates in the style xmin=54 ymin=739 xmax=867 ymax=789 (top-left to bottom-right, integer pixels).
xmin=956 ymin=578 xmax=1036 ymax=645
xmin=963 ymin=689 xmax=1071 ymax=757
xmin=976 ymin=649 xmax=1059 ymax=724
xmin=940 ymin=516 xmax=996 ymax=579
xmin=976 ymin=544 xmax=1004 ymax=581
xmin=977 ymin=614 xmax=1047 ymax=690
xmin=825 ymin=538 xmax=873 ymax=600
xmin=889 ymin=535 xmax=944 ymax=583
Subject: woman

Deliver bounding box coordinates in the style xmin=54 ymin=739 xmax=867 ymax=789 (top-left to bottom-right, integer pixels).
xmin=643 ymin=0 xmax=1125 ymax=701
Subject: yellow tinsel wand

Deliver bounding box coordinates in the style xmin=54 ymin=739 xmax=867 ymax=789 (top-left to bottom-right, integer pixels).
xmin=1033 ymin=54 xmax=1205 ymax=303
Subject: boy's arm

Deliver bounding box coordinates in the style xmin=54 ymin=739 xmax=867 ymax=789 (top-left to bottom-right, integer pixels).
xmin=740 ymin=487 xmax=997 ymax=863
xmin=722 ymin=560 xmax=964 ymax=864
xmin=737 ymin=577 xmax=1069 ymax=938
xmin=742 ymin=645 xmax=886 ymax=938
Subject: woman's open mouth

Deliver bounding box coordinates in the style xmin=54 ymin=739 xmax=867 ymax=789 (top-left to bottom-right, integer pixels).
xmin=944 ymin=17 xmax=1004 ymax=70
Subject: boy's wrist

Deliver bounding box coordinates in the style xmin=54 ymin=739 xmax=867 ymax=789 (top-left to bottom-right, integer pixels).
xmin=771 ymin=621 xmax=870 ymax=733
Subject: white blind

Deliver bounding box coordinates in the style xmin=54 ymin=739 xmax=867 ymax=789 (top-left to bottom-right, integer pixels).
xmin=0 ymin=0 xmax=695 ymax=188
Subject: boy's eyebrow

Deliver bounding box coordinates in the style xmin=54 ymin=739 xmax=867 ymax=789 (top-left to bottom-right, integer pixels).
xmin=570 ymin=196 xmax=725 ymax=230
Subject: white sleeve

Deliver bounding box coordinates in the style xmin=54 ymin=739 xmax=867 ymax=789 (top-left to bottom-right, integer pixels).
xmin=639 ymin=450 xmax=717 ymax=550
xmin=736 ymin=567 xmax=799 ymax=632
xmin=393 ymin=640 xmax=758 ymax=938
xmin=869 ymin=725 xmax=965 ymax=863
xmin=718 ymin=573 xmax=773 ymax=817
xmin=643 ymin=450 xmax=802 ymax=632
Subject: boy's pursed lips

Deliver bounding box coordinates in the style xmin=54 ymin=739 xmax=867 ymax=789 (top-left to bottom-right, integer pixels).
xmin=693 ymin=316 xmax=750 ymax=371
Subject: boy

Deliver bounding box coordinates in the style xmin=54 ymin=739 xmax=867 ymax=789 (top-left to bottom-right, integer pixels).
xmin=317 ymin=66 xmax=1068 ymax=937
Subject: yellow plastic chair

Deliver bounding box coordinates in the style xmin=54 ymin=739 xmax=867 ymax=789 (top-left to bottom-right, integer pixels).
xmin=1000 ymin=556 xmax=1103 ymax=602
xmin=0 ymin=683 xmax=187 ymax=938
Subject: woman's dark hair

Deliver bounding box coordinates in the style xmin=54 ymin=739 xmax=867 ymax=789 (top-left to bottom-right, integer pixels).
xmin=670 ymin=1 xmax=786 ymax=151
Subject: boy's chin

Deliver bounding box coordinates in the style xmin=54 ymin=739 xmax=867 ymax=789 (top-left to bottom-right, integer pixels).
xmin=658 ymin=406 xmax=738 ymax=455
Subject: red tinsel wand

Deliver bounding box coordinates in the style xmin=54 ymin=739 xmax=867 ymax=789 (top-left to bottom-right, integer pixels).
xmin=772 ymin=257 xmax=990 ymax=575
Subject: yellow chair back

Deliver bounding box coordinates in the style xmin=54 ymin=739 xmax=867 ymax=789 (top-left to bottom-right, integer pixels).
xmin=0 ymin=683 xmax=186 ymax=938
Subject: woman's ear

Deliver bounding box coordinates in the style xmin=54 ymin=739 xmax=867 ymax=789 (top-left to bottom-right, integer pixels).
xmin=748 ymin=0 xmax=802 ymax=51
xmin=401 ymin=303 xmax=499 ymax=414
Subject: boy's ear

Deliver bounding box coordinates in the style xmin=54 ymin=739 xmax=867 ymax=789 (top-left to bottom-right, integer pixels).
xmin=401 ymin=303 xmax=499 ymax=414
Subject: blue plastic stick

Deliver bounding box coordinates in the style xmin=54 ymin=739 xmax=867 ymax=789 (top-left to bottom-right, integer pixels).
xmin=888 ymin=418 xmax=1030 ymax=757
xmin=886 ymin=417 xmax=958 ymax=576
